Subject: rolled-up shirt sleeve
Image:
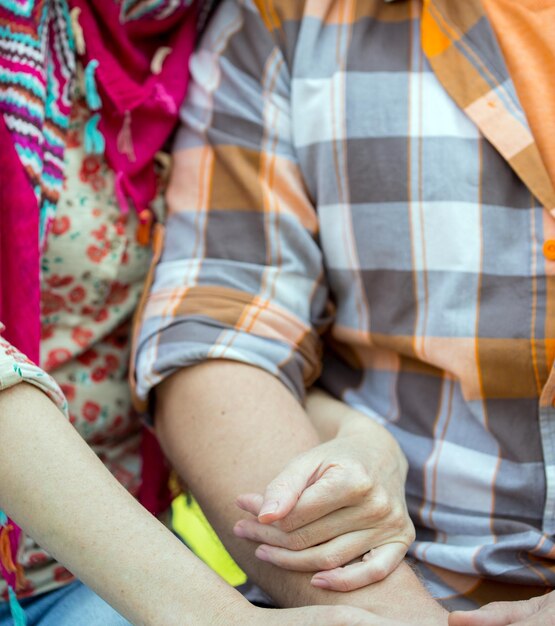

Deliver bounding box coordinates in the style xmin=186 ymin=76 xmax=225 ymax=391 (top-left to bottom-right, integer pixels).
xmin=134 ymin=0 xmax=328 ymax=404
xmin=0 ymin=325 xmax=68 ymax=414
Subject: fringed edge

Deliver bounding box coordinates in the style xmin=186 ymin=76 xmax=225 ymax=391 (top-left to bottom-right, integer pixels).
xmin=115 ymin=172 xmax=131 ymax=215
xmin=70 ymin=7 xmax=86 ymax=56
xmin=0 ymin=511 xmax=27 ymax=625
xmin=84 ymin=59 xmax=102 ymax=111
xmin=84 ymin=114 xmax=105 ymax=155
xmin=153 ymin=83 xmax=177 ymax=115
xmin=8 ymin=588 xmax=26 ymax=626
xmin=116 ymin=111 xmax=137 ymax=163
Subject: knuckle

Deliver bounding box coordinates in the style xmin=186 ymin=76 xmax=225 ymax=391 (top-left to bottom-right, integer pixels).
xmin=389 ymin=505 xmax=409 ymax=529
xmin=267 ymin=480 xmax=290 ymax=496
xmin=332 ymin=576 xmax=354 ymax=593
xmin=287 ymin=529 xmax=311 ymax=551
xmin=404 ymin=525 xmax=416 ymax=545
xmin=371 ymin=489 xmax=393 ymax=518
xmin=276 ymin=516 xmax=296 ymax=534
xmin=322 ymin=552 xmax=344 ymax=571
xmin=370 ymin=563 xmax=390 ymax=581
xmin=350 ymin=465 xmax=373 ymax=497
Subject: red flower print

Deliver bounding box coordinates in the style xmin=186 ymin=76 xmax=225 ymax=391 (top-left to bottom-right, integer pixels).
xmin=6 ymin=579 xmax=35 ymax=600
xmin=51 ymin=215 xmax=71 ymax=236
xmin=80 ymin=156 xmax=107 ymax=192
xmin=41 ymin=291 xmax=67 ymax=316
xmin=53 ymin=566 xmax=74 ymax=583
xmin=92 ymin=224 xmax=108 ymax=241
xmin=28 ymin=552 xmax=48 ymax=566
xmin=91 ymin=367 xmax=108 ymax=382
xmin=69 ymin=286 xmax=86 ymax=303
xmin=72 ymin=327 xmax=93 ymax=348
xmin=106 ymin=282 xmax=129 ymax=306
xmin=92 ymin=207 xmax=103 ymax=218
xmin=83 ymin=401 xmax=101 ymax=423
xmin=90 ymin=175 xmax=107 ymax=192
xmin=87 ymin=244 xmax=109 ymax=263
xmin=77 ymin=348 xmax=98 ymax=366
xmin=114 ymin=215 xmax=128 ymax=236
xmin=80 ymin=155 xmax=101 ymax=178
xmin=46 ymin=274 xmax=74 ymax=288
xmin=69 ymin=413 xmax=77 ymax=425
xmin=59 ymin=383 xmax=76 ymax=402
xmin=104 ymin=354 xmax=119 ymax=372
xmin=94 ymin=308 xmax=109 ymax=323
xmin=66 ymin=128 xmax=81 ymax=149
xmin=41 ymin=324 xmax=55 ymax=340
xmin=44 ymin=348 xmax=72 ymax=370
xmin=108 ymin=415 xmax=124 ymax=432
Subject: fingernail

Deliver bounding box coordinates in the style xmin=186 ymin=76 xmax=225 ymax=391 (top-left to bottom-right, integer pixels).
xmin=233 ymin=522 xmax=246 ymax=538
xmin=255 ymin=546 xmax=271 ymax=562
xmin=259 ymin=500 xmax=279 ymax=517
xmin=311 ymin=575 xmax=332 ymax=589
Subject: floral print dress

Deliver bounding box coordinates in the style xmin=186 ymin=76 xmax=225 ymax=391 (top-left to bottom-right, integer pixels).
xmin=0 ymin=86 xmax=164 ymax=602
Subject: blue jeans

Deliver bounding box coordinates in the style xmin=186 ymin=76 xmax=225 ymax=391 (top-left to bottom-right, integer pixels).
xmin=0 ymin=581 xmax=131 ymax=626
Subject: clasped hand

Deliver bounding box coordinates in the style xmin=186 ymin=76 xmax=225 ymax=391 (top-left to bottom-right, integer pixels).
xmin=234 ymin=428 xmax=414 ymax=592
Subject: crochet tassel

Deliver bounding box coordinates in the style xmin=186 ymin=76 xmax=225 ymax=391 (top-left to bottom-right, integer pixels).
xmin=0 ymin=511 xmax=7 ymax=525
xmin=115 ymin=172 xmax=131 ymax=215
xmin=84 ymin=60 xmax=101 ymax=111
xmin=117 ymin=111 xmax=136 ymax=162
xmin=8 ymin=587 xmax=26 ymax=626
xmin=84 ymin=114 xmax=105 ymax=155
xmin=0 ymin=525 xmax=17 ymax=574
xmin=151 ymin=47 xmax=172 ymax=75
xmin=136 ymin=209 xmax=154 ymax=246
xmin=154 ymin=84 xmax=177 ymax=115
xmin=70 ymin=7 xmax=86 ymax=55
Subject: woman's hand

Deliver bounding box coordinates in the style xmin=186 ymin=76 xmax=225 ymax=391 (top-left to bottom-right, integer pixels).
xmin=449 ymin=592 xmax=555 ymax=626
xmin=234 ymin=393 xmax=414 ymax=593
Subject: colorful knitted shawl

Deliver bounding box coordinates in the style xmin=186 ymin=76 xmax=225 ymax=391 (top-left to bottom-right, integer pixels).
xmin=0 ymin=1 xmax=202 ymax=622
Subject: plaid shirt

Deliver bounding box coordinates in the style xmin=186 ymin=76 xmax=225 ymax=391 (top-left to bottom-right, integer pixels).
xmin=134 ymin=0 xmax=555 ymax=602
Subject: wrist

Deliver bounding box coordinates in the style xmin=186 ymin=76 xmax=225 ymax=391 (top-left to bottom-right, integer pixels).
xmin=341 ymin=420 xmax=408 ymax=477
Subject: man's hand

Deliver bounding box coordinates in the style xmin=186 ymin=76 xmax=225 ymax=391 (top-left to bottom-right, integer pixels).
xmin=449 ymin=592 xmax=554 ymax=626
xmin=234 ymin=429 xmax=414 ymax=592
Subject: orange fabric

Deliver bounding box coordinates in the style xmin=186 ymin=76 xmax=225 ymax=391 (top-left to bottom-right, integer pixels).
xmin=483 ymin=0 xmax=555 ymax=187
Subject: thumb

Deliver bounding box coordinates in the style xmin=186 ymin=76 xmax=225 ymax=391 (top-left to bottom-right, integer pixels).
xmin=258 ymin=452 xmax=321 ymax=523
xmin=450 ymin=600 xmax=539 ymax=626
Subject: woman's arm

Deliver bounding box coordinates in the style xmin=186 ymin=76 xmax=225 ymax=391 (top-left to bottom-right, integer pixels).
xmin=0 ymin=383 xmax=389 ymax=626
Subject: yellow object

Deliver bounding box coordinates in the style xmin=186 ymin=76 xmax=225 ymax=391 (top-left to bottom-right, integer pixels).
xmin=172 ymin=495 xmax=247 ymax=587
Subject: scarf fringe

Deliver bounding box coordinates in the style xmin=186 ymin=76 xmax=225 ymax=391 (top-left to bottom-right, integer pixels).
xmin=8 ymin=588 xmax=26 ymax=626
xmin=84 ymin=114 xmax=106 ymax=155
xmin=0 ymin=511 xmax=27 ymax=624
xmin=70 ymin=7 xmax=86 ymax=56
xmin=116 ymin=111 xmax=137 ymax=163
xmin=84 ymin=60 xmax=102 ymax=111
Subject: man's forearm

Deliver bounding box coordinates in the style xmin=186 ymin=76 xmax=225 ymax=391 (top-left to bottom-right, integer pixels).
xmin=156 ymin=361 xmax=448 ymax=623
xmin=0 ymin=384 xmax=252 ymax=626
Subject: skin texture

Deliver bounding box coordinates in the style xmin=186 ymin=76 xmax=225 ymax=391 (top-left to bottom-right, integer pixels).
xmin=234 ymin=389 xmax=415 ymax=591
xmin=156 ymin=360 xmax=449 ymax=625
xmin=450 ymin=593 xmax=555 ymax=626
xmin=0 ymin=383 xmax=398 ymax=626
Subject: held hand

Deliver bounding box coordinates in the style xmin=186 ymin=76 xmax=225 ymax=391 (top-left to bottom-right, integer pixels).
xmin=234 ymin=434 xmax=414 ymax=592
xmin=449 ymin=592 xmax=554 ymax=626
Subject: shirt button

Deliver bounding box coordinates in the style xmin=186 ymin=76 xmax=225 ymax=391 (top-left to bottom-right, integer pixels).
xmin=543 ymin=240 xmax=555 ymax=261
